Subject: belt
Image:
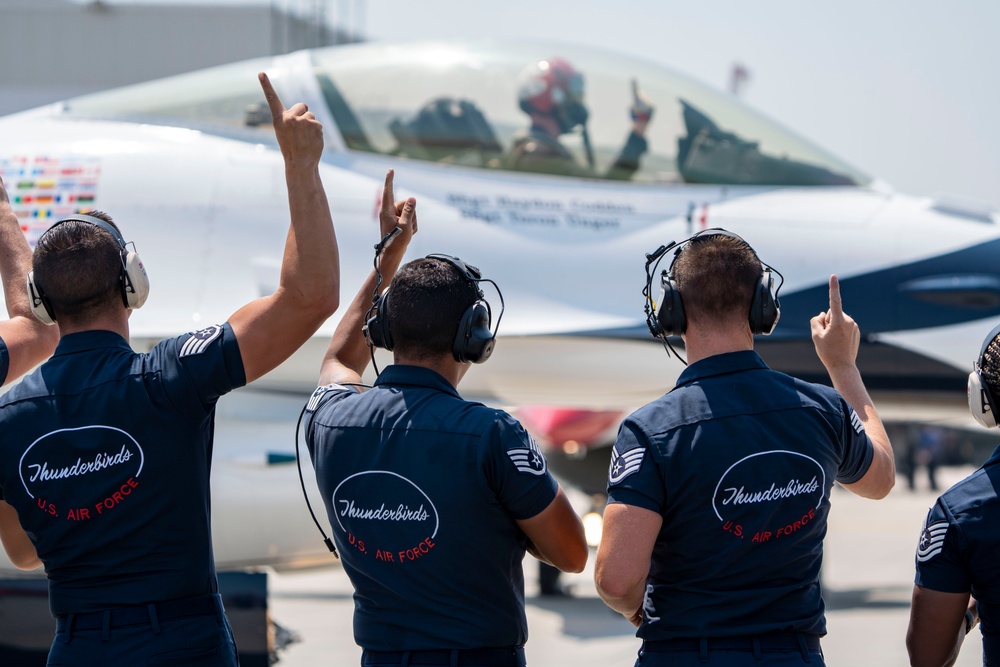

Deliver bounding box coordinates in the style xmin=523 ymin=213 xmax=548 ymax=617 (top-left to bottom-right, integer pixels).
xmin=56 ymin=595 xmax=221 ymax=632
xmin=643 ymin=633 xmax=821 ymax=652
xmin=362 ymin=647 xmax=525 ymax=666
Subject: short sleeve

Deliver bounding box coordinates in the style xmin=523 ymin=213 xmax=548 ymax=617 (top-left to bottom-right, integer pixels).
xmin=914 ymin=502 xmax=971 ymax=594
xmin=153 ymin=323 xmax=247 ymax=414
xmin=835 ymin=400 xmax=875 ymax=485
xmin=485 ymin=412 xmax=558 ymax=521
xmin=303 ymin=383 xmax=361 ymax=448
xmin=606 ymin=418 xmax=663 ymax=513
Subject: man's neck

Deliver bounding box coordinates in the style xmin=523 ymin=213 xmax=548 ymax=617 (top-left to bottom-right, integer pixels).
xmin=392 ymin=353 xmax=467 ymax=389
xmin=682 ymin=322 xmax=753 ymax=365
xmin=56 ymin=311 xmax=130 ymax=342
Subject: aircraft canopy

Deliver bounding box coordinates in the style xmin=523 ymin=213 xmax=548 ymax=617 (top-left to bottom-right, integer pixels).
xmin=61 ymin=41 xmax=869 ymax=187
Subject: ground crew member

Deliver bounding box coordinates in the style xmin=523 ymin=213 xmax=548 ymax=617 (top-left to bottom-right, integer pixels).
xmin=594 ymin=229 xmax=894 ymax=665
xmin=907 ymin=322 xmax=1000 ymax=666
xmin=304 ymin=170 xmax=587 ymax=667
xmin=0 ymin=73 xmax=339 ymax=666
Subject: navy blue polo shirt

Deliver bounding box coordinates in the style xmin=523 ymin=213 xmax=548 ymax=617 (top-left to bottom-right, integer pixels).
xmin=0 ymin=325 xmax=246 ymax=615
xmin=305 ymin=364 xmax=558 ymax=651
xmin=607 ymin=350 xmax=874 ymax=640
xmin=915 ymin=445 xmax=1000 ymax=664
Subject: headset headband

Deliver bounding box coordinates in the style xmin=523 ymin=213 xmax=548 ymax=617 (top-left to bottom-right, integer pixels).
xmin=425 ymin=253 xmax=485 ymax=295
xmin=43 ymin=214 xmax=129 ymax=252
xmin=644 ymin=228 xmax=766 ymax=271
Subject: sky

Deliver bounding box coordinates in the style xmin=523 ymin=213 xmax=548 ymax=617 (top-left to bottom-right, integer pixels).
xmin=73 ymin=0 xmax=1000 ymax=208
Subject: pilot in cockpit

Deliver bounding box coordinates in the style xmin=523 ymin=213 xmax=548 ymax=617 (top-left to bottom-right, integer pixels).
xmin=507 ymin=57 xmax=654 ymax=180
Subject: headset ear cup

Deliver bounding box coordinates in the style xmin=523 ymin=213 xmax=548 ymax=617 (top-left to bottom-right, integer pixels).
xmin=656 ymin=273 xmax=686 ymax=336
xmin=365 ymin=290 xmax=394 ymax=351
xmin=454 ymin=301 xmax=494 ymax=364
xmin=750 ymin=270 xmax=780 ymax=335
xmin=122 ymin=251 xmax=150 ymax=310
xmin=969 ymin=370 xmax=999 ymax=429
xmin=25 ymin=271 xmax=56 ymax=326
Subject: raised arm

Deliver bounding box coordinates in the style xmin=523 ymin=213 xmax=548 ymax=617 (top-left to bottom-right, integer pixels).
xmin=811 ymin=274 xmax=894 ymax=498
xmin=0 ymin=179 xmax=58 ymax=385
xmin=229 ymin=73 xmax=340 ymax=384
xmin=318 ymin=169 xmax=416 ymax=386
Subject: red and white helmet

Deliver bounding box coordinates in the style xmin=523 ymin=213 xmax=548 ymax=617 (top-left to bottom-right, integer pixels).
xmin=518 ymin=57 xmax=588 ymax=131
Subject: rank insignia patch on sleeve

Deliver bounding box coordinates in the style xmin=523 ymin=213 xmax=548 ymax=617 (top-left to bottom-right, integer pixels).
xmin=608 ymin=445 xmax=646 ymax=485
xmin=507 ymin=437 xmax=547 ymax=476
xmin=850 ymin=409 xmax=865 ymax=434
xmin=179 ymin=324 xmax=224 ymax=358
xmin=916 ymin=519 xmax=949 ymax=563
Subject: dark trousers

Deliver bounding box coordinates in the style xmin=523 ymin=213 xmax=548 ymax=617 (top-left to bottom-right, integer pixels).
xmin=361 ymin=647 xmax=526 ymax=667
xmin=636 ymin=635 xmax=824 ymax=666
xmin=47 ymin=594 xmax=239 ymax=667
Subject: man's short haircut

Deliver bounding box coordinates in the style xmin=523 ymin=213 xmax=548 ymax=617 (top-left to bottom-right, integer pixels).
xmin=32 ymin=210 xmax=124 ymax=320
xmin=673 ymin=234 xmax=762 ymax=326
xmin=386 ymin=257 xmax=481 ymax=360
xmin=980 ymin=331 xmax=1000 ymax=397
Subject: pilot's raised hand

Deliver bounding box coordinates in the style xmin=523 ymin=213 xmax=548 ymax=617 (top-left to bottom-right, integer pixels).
xmin=629 ymin=79 xmax=654 ymax=137
xmin=810 ymin=274 xmax=861 ymax=373
xmin=258 ymin=72 xmax=324 ymax=166
xmin=377 ymin=168 xmax=417 ymax=256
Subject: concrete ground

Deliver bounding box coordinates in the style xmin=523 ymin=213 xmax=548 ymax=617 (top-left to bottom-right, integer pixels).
xmin=268 ymin=467 xmax=984 ymax=666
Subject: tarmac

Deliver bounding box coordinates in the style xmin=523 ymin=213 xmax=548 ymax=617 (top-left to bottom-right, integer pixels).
xmin=268 ymin=467 xmax=984 ymax=667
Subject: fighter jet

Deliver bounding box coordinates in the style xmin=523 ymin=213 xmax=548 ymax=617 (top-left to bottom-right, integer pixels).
xmin=0 ymin=39 xmax=997 ymax=571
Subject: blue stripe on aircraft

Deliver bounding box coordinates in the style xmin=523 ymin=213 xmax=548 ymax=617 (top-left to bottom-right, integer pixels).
xmin=587 ymin=236 xmax=1000 ymax=341
xmin=777 ymin=236 xmax=1000 ymax=336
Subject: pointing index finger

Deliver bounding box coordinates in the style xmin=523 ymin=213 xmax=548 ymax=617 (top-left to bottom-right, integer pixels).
xmin=381 ymin=169 xmax=395 ymax=217
xmin=258 ymin=72 xmax=285 ymax=120
xmin=828 ymin=274 xmax=844 ymax=320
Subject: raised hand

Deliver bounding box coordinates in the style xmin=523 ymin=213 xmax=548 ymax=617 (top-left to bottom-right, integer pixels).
xmin=630 ymin=78 xmax=654 ymax=135
xmin=258 ymin=72 xmax=324 ymax=166
xmin=377 ymin=168 xmax=417 ymax=251
xmin=810 ymin=274 xmax=860 ymax=372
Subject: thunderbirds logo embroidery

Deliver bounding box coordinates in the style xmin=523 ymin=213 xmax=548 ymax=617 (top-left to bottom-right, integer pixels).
xmin=711 ymin=450 xmax=827 ymax=544
xmin=507 ymin=437 xmax=547 ymax=476
xmin=608 ymin=444 xmax=646 ymax=484
xmin=331 ymin=470 xmax=441 ymax=564
xmin=19 ymin=425 xmax=144 ymax=522
xmin=917 ymin=518 xmax=949 ymax=563
xmin=180 ymin=325 xmax=223 ymax=357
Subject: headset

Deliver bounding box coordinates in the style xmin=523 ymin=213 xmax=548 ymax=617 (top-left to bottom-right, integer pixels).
xmin=968 ymin=322 xmax=1000 ymax=428
xmin=27 ymin=214 xmax=150 ymax=325
xmin=363 ymin=250 xmax=504 ymax=367
xmin=643 ymin=228 xmax=782 ymax=362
